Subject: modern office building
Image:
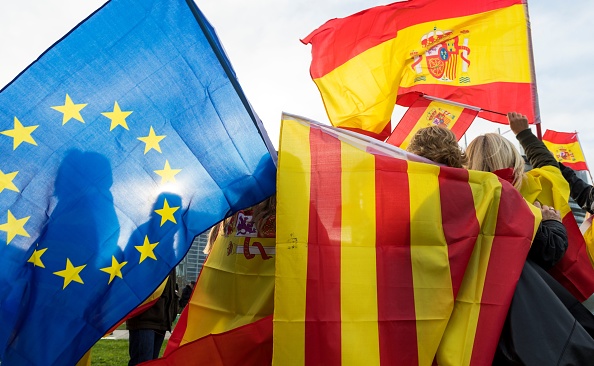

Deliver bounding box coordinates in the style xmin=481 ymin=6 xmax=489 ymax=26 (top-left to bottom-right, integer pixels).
xmin=177 ymin=232 xmax=209 ymax=287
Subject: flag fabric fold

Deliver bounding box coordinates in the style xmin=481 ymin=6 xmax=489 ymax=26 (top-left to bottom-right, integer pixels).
xmin=302 ymin=0 xmax=537 ymax=135
xmin=162 ymin=203 xmax=276 ymax=364
xmin=274 ymin=113 xmax=540 ymax=365
xmin=521 ymin=166 xmax=594 ymax=301
xmin=386 ymin=95 xmax=478 ymax=150
xmin=145 ymin=316 xmax=273 ymax=366
xmin=0 ymin=0 xmax=276 ymax=364
xmin=543 ymin=130 xmax=589 ymax=171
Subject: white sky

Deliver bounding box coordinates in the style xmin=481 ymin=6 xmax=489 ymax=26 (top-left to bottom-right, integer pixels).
xmin=1 ymin=0 xmax=594 ymax=169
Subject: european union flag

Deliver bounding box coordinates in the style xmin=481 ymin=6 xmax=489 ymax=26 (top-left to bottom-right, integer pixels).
xmin=0 ymin=0 xmax=276 ymax=364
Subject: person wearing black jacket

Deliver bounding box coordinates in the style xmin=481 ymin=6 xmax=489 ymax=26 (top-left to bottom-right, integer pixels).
xmin=559 ymin=162 xmax=594 ymax=214
xmin=127 ymin=270 xmax=178 ymax=365
xmin=482 ymin=112 xmax=594 ymax=365
xmin=178 ymin=281 xmax=195 ymax=310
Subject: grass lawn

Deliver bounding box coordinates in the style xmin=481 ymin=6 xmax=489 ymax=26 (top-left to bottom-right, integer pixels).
xmin=90 ymin=339 xmax=167 ymax=365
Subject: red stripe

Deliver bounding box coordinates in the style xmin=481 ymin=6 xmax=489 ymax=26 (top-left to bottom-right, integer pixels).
xmin=303 ymin=0 xmax=524 ymax=78
xmin=386 ymin=96 xmax=432 ymax=147
xmin=398 ymin=82 xmax=536 ymax=125
xmin=164 ymin=302 xmax=189 ymax=356
xmin=543 ymin=130 xmax=578 ymax=144
xmin=449 ymin=108 xmax=478 ymax=139
xmin=145 ymin=316 xmax=273 ymax=366
xmin=438 ymin=167 xmax=478 ymax=298
xmin=470 ymin=179 xmax=534 ymax=364
xmin=562 ymin=161 xmax=589 ymax=171
xmin=305 ymin=126 xmax=342 ymax=365
xmin=375 ymin=156 xmax=418 ymax=364
xmin=339 ymin=122 xmax=392 ymax=141
xmin=549 ymin=214 xmax=594 ymax=301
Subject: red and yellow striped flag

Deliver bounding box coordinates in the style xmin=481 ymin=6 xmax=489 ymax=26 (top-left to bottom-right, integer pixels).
xmin=521 ymin=166 xmax=594 ymax=301
xmin=543 ymin=130 xmax=589 ymax=171
xmin=275 ymin=113 xmax=541 ymax=365
xmin=302 ymin=0 xmax=537 ymax=136
xmin=160 ymin=209 xmax=276 ymax=365
xmin=386 ymin=95 xmax=478 ymax=150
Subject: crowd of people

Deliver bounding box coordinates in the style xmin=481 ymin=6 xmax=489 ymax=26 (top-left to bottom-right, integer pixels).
xmin=122 ymin=112 xmax=594 ymax=365
xmin=408 ymin=112 xmax=594 ymax=364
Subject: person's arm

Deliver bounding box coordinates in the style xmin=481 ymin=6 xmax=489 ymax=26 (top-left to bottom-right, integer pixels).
xmin=559 ymin=162 xmax=594 ymax=214
xmin=508 ymin=112 xmax=558 ymax=169
xmin=528 ymin=202 xmax=568 ymax=269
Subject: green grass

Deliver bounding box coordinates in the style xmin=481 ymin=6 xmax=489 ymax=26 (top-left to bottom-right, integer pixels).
xmin=90 ymin=340 xmax=129 ymax=366
xmin=90 ymin=339 xmax=167 ymax=365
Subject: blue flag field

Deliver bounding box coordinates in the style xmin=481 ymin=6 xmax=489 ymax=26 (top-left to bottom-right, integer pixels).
xmin=0 ymin=0 xmax=276 ymax=364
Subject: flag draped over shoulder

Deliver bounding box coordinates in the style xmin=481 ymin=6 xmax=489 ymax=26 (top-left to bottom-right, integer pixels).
xmin=274 ymin=114 xmax=540 ymax=365
xmin=0 ymin=0 xmax=276 ymax=364
xmin=158 ymin=207 xmax=275 ymax=365
xmin=521 ymin=166 xmax=594 ymax=301
xmin=543 ymin=130 xmax=589 ymax=171
xmin=302 ymin=0 xmax=537 ymax=136
xmin=386 ymin=95 xmax=478 ymax=149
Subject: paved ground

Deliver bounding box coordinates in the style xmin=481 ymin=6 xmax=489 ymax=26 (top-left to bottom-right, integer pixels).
xmin=101 ymin=330 xmax=171 ymax=340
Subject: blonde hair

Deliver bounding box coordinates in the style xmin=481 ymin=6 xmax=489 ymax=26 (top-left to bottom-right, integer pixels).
xmin=204 ymin=221 xmax=222 ymax=255
xmin=406 ymin=126 xmax=467 ymax=168
xmin=466 ymin=133 xmax=525 ymax=189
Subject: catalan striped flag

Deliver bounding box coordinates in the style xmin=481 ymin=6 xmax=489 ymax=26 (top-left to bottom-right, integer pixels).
xmin=302 ymin=0 xmax=537 ymax=137
xmin=543 ymin=130 xmax=589 ymax=171
xmin=521 ymin=166 xmax=594 ymax=301
xmin=275 ymin=113 xmax=541 ymax=365
xmin=386 ymin=95 xmax=478 ymax=150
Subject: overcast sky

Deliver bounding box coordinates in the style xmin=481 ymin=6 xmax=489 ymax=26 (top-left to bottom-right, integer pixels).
xmin=2 ymin=0 xmax=593 ymax=169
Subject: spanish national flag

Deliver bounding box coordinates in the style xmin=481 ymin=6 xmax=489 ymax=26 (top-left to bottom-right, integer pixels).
xmin=543 ymin=130 xmax=589 ymax=171
xmin=302 ymin=0 xmax=537 ymax=137
xmin=275 ymin=113 xmax=541 ymax=365
xmin=386 ymin=95 xmax=478 ymax=150
xmin=154 ymin=210 xmax=276 ymax=365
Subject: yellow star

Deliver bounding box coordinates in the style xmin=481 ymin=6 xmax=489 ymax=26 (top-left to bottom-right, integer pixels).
xmin=0 ymin=169 xmax=19 ymax=194
xmin=101 ymin=101 xmax=132 ymax=131
xmin=138 ymin=127 xmax=165 ymax=154
xmin=154 ymin=160 xmax=181 ymax=184
xmin=135 ymin=235 xmax=159 ymax=263
xmin=51 ymin=94 xmax=87 ymax=125
xmin=53 ymin=258 xmax=86 ymax=289
xmin=154 ymin=198 xmax=180 ymax=226
xmin=28 ymin=247 xmax=48 ymax=268
xmin=0 ymin=210 xmax=30 ymax=244
xmin=1 ymin=117 xmax=38 ymax=150
xmin=100 ymin=256 xmax=128 ymax=284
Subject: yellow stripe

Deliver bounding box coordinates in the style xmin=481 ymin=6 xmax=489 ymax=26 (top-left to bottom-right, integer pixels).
xmin=398 ymin=100 xmax=467 ymax=150
xmin=273 ymin=116 xmax=311 ymax=366
xmin=316 ymin=5 xmax=530 ymax=133
xmin=435 ymin=171 xmax=500 ymax=365
xmin=543 ymin=140 xmax=586 ymax=165
xmin=521 ymin=166 xmax=571 ymax=217
xmin=340 ymin=140 xmax=380 ymax=365
xmin=407 ymin=161 xmax=453 ymax=365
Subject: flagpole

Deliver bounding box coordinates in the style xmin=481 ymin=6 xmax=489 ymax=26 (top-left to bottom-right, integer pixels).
xmin=535 ymin=122 xmax=543 ymax=140
xmin=422 ymin=94 xmax=482 ymax=111
xmin=575 ymin=131 xmax=594 ymax=183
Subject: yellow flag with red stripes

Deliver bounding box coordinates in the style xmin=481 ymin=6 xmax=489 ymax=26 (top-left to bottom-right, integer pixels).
xmin=387 ymin=95 xmax=478 ymax=150
xmin=521 ymin=166 xmax=594 ymax=301
xmin=275 ymin=113 xmax=541 ymax=365
xmin=302 ymin=0 xmax=536 ymax=136
xmin=543 ymin=130 xmax=588 ymax=171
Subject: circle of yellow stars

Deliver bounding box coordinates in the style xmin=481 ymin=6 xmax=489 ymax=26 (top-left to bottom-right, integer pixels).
xmin=1 ymin=93 xmax=185 ymax=289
